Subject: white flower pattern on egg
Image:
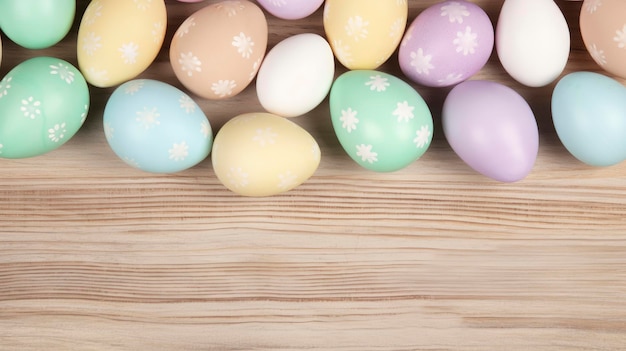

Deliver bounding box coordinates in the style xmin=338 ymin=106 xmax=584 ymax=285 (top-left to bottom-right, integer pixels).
xmin=178 ymin=17 xmax=196 ymax=38
xmin=365 ymin=75 xmax=390 ymax=92
xmin=453 ymin=26 xmax=478 ymax=55
xmin=123 ymin=157 xmax=141 ymax=169
xmin=136 ymin=107 xmax=160 ymax=129
xmin=389 ymin=18 xmax=404 ymax=38
xmin=345 ymin=16 xmax=369 ymax=42
xmin=50 ymin=63 xmax=75 ymax=84
xmin=356 ymin=144 xmax=378 ymax=164
xmin=119 ymin=42 xmax=139 ymax=64
xmin=589 ymin=44 xmax=607 ymax=65
xmin=81 ymin=104 xmax=89 ymax=124
xmin=232 ymin=32 xmax=254 ymax=59
xmin=168 ymin=141 xmax=189 ymax=161
xmin=252 ymin=128 xmax=277 ymax=147
xmin=83 ymin=32 xmax=102 ymax=56
xmin=124 ymin=80 xmax=145 ymax=95
xmin=393 ymin=101 xmax=415 ymax=123
xmin=410 ymin=48 xmax=434 ymax=75
xmin=269 ymin=0 xmax=286 ymax=7
xmin=152 ymin=22 xmax=164 ymax=43
xmin=340 ymin=107 xmax=359 ymax=133
xmin=200 ymin=121 xmax=211 ymax=139
xmin=332 ymin=39 xmax=353 ymax=64
xmin=48 ymin=123 xmax=67 ymax=143
xmin=83 ymin=0 xmax=102 ymax=25
xmin=0 ymin=77 xmax=12 ymax=98
xmin=614 ymin=25 xmax=626 ymax=49
xmin=179 ymin=95 xmax=196 ymax=113
xmin=227 ymin=167 xmax=249 ymax=188
xmin=104 ymin=122 xmax=114 ymax=139
xmin=585 ymin=0 xmax=602 ymax=14
xmin=211 ymin=80 xmax=237 ymax=98
xmin=216 ymin=1 xmax=245 ymax=17
xmin=414 ymin=125 xmax=431 ymax=148
xmin=86 ymin=67 xmax=109 ymax=82
xmin=179 ymin=52 xmax=202 ymax=77
xmin=277 ymin=171 xmax=298 ymax=190
xmin=437 ymin=72 xmax=464 ymax=86
xmin=133 ymin=0 xmax=152 ymax=11
xmin=440 ymin=1 xmax=470 ymax=24
xmin=21 ymin=97 xmax=41 ymax=120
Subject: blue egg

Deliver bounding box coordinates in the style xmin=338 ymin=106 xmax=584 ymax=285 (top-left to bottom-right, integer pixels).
xmin=552 ymin=72 xmax=626 ymax=167
xmin=103 ymin=79 xmax=213 ymax=173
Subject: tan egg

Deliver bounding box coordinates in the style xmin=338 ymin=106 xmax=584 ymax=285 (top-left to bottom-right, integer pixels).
xmin=77 ymin=0 xmax=167 ymax=88
xmin=580 ymin=0 xmax=626 ymax=79
xmin=170 ymin=1 xmax=268 ymax=100
xmin=212 ymin=113 xmax=321 ymax=196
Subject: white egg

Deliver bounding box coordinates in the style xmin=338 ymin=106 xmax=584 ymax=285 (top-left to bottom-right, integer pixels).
xmin=256 ymin=33 xmax=335 ymax=117
xmin=496 ymin=0 xmax=570 ymax=87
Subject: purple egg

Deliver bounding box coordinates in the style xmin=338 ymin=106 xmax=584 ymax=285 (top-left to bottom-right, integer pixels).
xmin=442 ymin=80 xmax=539 ymax=182
xmin=399 ymin=0 xmax=494 ymax=87
xmin=256 ymin=0 xmax=324 ymax=20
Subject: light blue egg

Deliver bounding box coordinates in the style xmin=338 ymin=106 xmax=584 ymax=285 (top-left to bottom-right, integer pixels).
xmin=103 ymin=79 xmax=213 ymax=173
xmin=552 ymin=72 xmax=626 ymax=167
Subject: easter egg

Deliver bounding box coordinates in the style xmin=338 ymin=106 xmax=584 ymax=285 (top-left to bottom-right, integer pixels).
xmin=170 ymin=0 xmax=268 ymax=100
xmin=580 ymin=0 xmax=626 ymax=79
xmin=256 ymin=33 xmax=334 ymax=118
xmin=398 ymin=0 xmax=494 ymax=87
xmin=323 ymin=0 xmax=407 ymax=70
xmin=329 ymin=70 xmax=433 ymax=172
xmin=0 ymin=57 xmax=90 ymax=159
xmin=442 ymin=80 xmax=538 ymax=182
xmin=256 ymin=0 xmax=324 ymax=20
xmin=496 ymin=0 xmax=570 ymax=87
xmin=0 ymin=0 xmax=75 ymax=49
xmin=212 ymin=113 xmax=320 ymax=196
xmin=77 ymin=0 xmax=167 ymax=88
xmin=0 ymin=35 xmax=2 ymax=68
xmin=552 ymin=72 xmax=626 ymax=166
xmin=103 ymin=79 xmax=213 ymax=173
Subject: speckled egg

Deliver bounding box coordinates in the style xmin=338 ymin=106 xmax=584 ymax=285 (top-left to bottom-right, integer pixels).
xmin=329 ymin=70 xmax=433 ymax=172
xmin=212 ymin=113 xmax=321 ymax=196
xmin=323 ymin=0 xmax=407 ymax=70
xmin=0 ymin=57 xmax=90 ymax=159
xmin=76 ymin=0 xmax=167 ymax=88
xmin=399 ymin=0 xmax=494 ymax=87
xmin=170 ymin=0 xmax=268 ymax=100
xmin=256 ymin=0 xmax=324 ymax=20
xmin=103 ymin=79 xmax=213 ymax=173
xmin=580 ymin=0 xmax=626 ymax=79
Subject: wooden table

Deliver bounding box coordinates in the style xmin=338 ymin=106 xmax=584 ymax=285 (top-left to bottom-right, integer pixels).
xmin=2 ymin=1 xmax=625 ymax=349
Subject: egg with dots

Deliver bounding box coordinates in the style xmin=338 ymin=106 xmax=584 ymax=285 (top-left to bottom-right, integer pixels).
xmin=103 ymin=79 xmax=213 ymax=173
xmin=323 ymin=0 xmax=407 ymax=70
xmin=580 ymin=0 xmax=626 ymax=79
xmin=398 ymin=0 xmax=493 ymax=88
xmin=256 ymin=33 xmax=335 ymax=118
xmin=76 ymin=0 xmax=167 ymax=88
xmin=496 ymin=0 xmax=570 ymax=87
xmin=0 ymin=57 xmax=90 ymax=159
xmin=329 ymin=70 xmax=433 ymax=172
xmin=212 ymin=113 xmax=320 ymax=196
xmin=442 ymin=80 xmax=539 ymax=182
xmin=170 ymin=0 xmax=268 ymax=100
xmin=0 ymin=0 xmax=75 ymax=49
xmin=256 ymin=0 xmax=324 ymax=20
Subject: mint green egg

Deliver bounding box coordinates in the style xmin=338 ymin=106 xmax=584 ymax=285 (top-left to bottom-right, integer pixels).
xmin=330 ymin=70 xmax=433 ymax=172
xmin=0 ymin=0 xmax=75 ymax=49
xmin=0 ymin=57 xmax=89 ymax=159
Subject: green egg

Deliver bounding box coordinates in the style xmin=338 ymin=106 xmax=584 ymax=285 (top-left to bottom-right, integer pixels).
xmin=0 ymin=57 xmax=90 ymax=159
xmin=330 ymin=70 xmax=433 ymax=172
xmin=0 ymin=0 xmax=75 ymax=49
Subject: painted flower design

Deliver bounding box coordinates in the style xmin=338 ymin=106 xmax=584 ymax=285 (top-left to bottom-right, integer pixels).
xmin=216 ymin=1 xmax=246 ymax=17
xmin=441 ymin=1 xmax=470 ymax=24
xmin=104 ymin=122 xmax=114 ymax=139
xmin=453 ymin=26 xmax=478 ymax=55
xmin=277 ymin=171 xmax=298 ymax=190
xmin=119 ymin=42 xmax=139 ymax=64
xmin=252 ymin=127 xmax=277 ymax=147
xmin=178 ymin=17 xmax=196 ymax=38
xmin=589 ymin=43 xmax=607 ymax=65
xmin=232 ymin=32 xmax=254 ymax=59
xmin=81 ymin=104 xmax=89 ymax=124
xmin=614 ymin=24 xmax=626 ymax=49
xmin=345 ymin=16 xmax=369 ymax=41
xmin=179 ymin=95 xmax=196 ymax=113
xmin=356 ymin=144 xmax=378 ymax=164
xmin=332 ymin=39 xmax=353 ymax=64
xmin=211 ymin=80 xmax=237 ymax=98
xmin=136 ymin=107 xmax=160 ymax=129
xmin=152 ymin=22 xmax=164 ymax=43
xmin=48 ymin=123 xmax=67 ymax=143
xmin=200 ymin=121 xmax=211 ymax=138
xmin=410 ymin=48 xmax=434 ymax=75
xmin=393 ymin=101 xmax=415 ymax=123
xmin=124 ymin=80 xmax=144 ymax=95
xmin=84 ymin=0 xmax=102 ymax=25
xmin=168 ymin=141 xmax=189 ymax=161
xmin=585 ymin=0 xmax=602 ymax=14
xmin=123 ymin=157 xmax=141 ymax=169
xmin=414 ymin=125 xmax=431 ymax=148
xmin=365 ymin=75 xmax=390 ymax=92
xmin=269 ymin=0 xmax=286 ymax=7
xmin=85 ymin=67 xmax=109 ymax=82
xmin=21 ymin=97 xmax=41 ymax=119
xmin=437 ymin=73 xmax=464 ymax=86
xmin=227 ymin=167 xmax=249 ymax=188
xmin=179 ymin=52 xmax=202 ymax=77
xmin=340 ymin=107 xmax=359 ymax=133
xmin=82 ymin=32 xmax=102 ymax=56
xmin=0 ymin=76 xmax=12 ymax=98
xmin=389 ymin=18 xmax=404 ymax=38
xmin=50 ymin=63 xmax=75 ymax=84
xmin=134 ymin=0 xmax=152 ymax=11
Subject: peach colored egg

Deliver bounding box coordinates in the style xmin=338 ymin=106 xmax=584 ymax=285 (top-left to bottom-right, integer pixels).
xmin=580 ymin=0 xmax=626 ymax=79
xmin=170 ymin=0 xmax=268 ymax=100
xmin=76 ymin=0 xmax=167 ymax=88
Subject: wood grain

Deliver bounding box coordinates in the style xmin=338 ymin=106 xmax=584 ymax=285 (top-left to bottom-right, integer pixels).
xmin=1 ymin=1 xmax=626 ymax=350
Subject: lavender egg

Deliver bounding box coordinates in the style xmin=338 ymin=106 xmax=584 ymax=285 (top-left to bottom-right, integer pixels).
xmin=442 ymin=80 xmax=539 ymax=182
xmin=256 ymin=0 xmax=324 ymax=20
xmin=399 ymin=0 xmax=493 ymax=87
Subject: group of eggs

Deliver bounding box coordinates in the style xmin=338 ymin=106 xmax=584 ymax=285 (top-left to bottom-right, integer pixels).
xmin=0 ymin=0 xmax=625 ymax=196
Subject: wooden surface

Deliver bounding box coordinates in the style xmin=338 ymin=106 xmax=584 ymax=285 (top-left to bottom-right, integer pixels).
xmin=2 ymin=0 xmax=626 ymax=350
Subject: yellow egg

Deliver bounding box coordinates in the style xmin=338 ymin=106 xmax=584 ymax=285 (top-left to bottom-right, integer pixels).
xmin=76 ymin=0 xmax=167 ymax=88
xmin=323 ymin=0 xmax=407 ymax=69
xmin=212 ymin=113 xmax=321 ymax=196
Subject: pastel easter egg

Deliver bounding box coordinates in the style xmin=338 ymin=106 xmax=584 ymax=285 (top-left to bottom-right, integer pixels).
xmin=256 ymin=33 xmax=334 ymax=117
xmin=0 ymin=57 xmax=90 ymax=159
xmin=77 ymin=0 xmax=167 ymax=88
xmin=496 ymin=0 xmax=570 ymax=87
xmin=323 ymin=0 xmax=407 ymax=70
xmin=0 ymin=0 xmax=75 ymax=49
xmin=170 ymin=0 xmax=268 ymax=100
xmin=103 ymin=79 xmax=213 ymax=173
xmin=580 ymin=0 xmax=626 ymax=79
xmin=398 ymin=0 xmax=494 ymax=87
xmin=256 ymin=0 xmax=324 ymax=20
xmin=330 ymin=70 xmax=433 ymax=172
xmin=552 ymin=72 xmax=626 ymax=166
xmin=212 ymin=112 xmax=321 ymax=196
xmin=442 ymin=80 xmax=539 ymax=182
